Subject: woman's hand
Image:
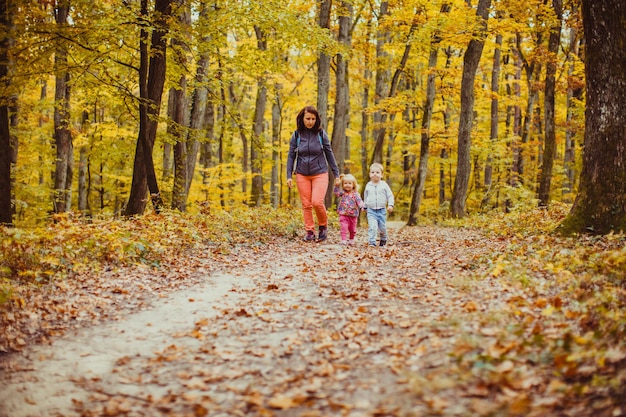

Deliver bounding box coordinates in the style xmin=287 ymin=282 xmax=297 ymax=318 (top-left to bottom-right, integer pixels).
xmin=287 ymin=179 xmax=293 ymax=188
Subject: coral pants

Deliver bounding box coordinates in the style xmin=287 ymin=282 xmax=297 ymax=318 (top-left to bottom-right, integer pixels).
xmin=296 ymin=173 xmax=329 ymax=232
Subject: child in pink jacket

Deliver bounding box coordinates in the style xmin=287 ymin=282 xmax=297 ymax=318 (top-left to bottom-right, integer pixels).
xmin=333 ymin=174 xmax=365 ymax=245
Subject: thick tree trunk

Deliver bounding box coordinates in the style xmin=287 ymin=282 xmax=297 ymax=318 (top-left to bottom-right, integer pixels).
xmin=538 ymin=0 xmax=563 ymax=207
xmin=0 ymin=0 xmax=12 ymax=226
xmin=559 ymin=0 xmax=626 ymax=235
xmin=124 ymin=0 xmax=171 ymax=216
xmin=124 ymin=0 xmax=172 ymax=216
xmin=53 ymin=1 xmax=73 ymax=214
xmin=450 ymin=0 xmax=491 ymax=218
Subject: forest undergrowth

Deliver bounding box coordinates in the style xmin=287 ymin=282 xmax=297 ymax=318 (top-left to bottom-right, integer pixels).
xmin=1 ymin=203 xmax=625 ymax=416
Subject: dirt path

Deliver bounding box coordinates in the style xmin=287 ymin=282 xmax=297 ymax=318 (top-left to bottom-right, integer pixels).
xmin=0 ymin=225 xmax=508 ymax=417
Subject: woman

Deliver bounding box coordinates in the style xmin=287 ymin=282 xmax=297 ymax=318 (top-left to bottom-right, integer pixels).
xmin=287 ymin=106 xmax=341 ymax=242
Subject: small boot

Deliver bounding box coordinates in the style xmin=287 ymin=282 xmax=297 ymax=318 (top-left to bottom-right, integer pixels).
xmin=303 ymin=230 xmax=316 ymax=242
xmin=317 ymin=225 xmax=328 ymax=242
xmin=379 ymin=239 xmax=387 ymax=247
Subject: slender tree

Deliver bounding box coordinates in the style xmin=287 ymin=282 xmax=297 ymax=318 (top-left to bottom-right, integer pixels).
xmin=481 ymin=26 xmax=502 ymax=209
xmin=563 ymin=4 xmax=582 ymax=200
xmin=0 ymin=0 xmax=13 ymax=226
xmin=124 ymin=0 xmax=172 ymax=215
xmin=184 ymin=2 xmax=211 ymax=201
xmin=359 ymin=15 xmax=372 ymax=185
xmin=0 ymin=0 xmax=11 ymax=225
xmin=326 ymin=0 xmax=352 ymax=206
xmin=171 ymin=1 xmax=190 ymax=212
xmin=317 ymin=0 xmax=332 ymax=127
xmin=370 ymin=1 xmax=390 ymax=165
xmin=407 ymin=3 xmax=450 ymax=225
xmin=77 ymin=110 xmax=89 ymax=212
xmin=270 ymin=90 xmax=281 ymax=208
xmin=250 ymin=26 xmax=267 ymax=207
xmin=559 ymin=0 xmax=626 ymax=234
xmin=537 ymin=0 xmax=563 ymax=207
xmin=450 ymin=0 xmax=491 ymax=218
xmin=52 ymin=0 xmax=73 ymax=214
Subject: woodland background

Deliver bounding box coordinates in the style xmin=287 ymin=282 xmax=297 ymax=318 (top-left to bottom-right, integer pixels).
xmin=0 ymin=0 xmax=591 ymax=226
xmin=0 ymin=1 xmax=625 ymax=413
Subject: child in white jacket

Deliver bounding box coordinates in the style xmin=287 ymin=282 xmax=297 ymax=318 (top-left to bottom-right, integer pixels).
xmin=363 ymin=163 xmax=394 ymax=247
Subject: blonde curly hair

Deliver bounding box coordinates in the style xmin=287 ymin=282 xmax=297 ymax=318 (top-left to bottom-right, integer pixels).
xmin=340 ymin=173 xmax=359 ymax=192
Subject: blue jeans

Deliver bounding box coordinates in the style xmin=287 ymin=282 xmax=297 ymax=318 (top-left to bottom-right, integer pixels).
xmin=367 ymin=208 xmax=387 ymax=245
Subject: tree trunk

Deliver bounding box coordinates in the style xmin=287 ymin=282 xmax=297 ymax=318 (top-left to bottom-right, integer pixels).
xmin=360 ymin=17 xmax=372 ymax=186
xmin=250 ymin=26 xmax=267 ymax=207
xmin=184 ymin=4 xmax=210 ymax=200
xmin=370 ymin=1 xmax=390 ymax=165
xmin=53 ymin=0 xmax=73 ymax=214
xmin=559 ymin=0 xmax=626 ymax=235
xmin=450 ymin=0 xmax=491 ymax=218
xmin=407 ymin=44 xmax=438 ymax=226
xmin=372 ymin=6 xmax=418 ymax=169
xmin=482 ymin=32 xmax=502 ymax=209
xmin=538 ymin=0 xmax=563 ymax=207
xmin=163 ymin=89 xmax=174 ymax=184
xmin=516 ymin=29 xmax=543 ymax=184
xmin=563 ymin=6 xmax=582 ymax=201
xmin=326 ymin=1 xmax=352 ymax=206
xmin=227 ymin=82 xmax=248 ymax=196
xmin=439 ymin=48 xmax=454 ymax=206
xmin=171 ymin=3 xmax=190 ymax=212
xmin=124 ymin=0 xmax=171 ymax=216
xmin=77 ymin=110 xmax=90 ymax=213
xmin=0 ymin=0 xmax=12 ymax=226
xmin=439 ymin=148 xmax=447 ymax=205
xmin=509 ymin=52 xmax=522 ymax=189
xmin=171 ymin=79 xmax=188 ymax=211
xmin=271 ymin=92 xmax=281 ymax=208
xmin=407 ymin=3 xmax=449 ymax=225
xmin=199 ymin=91 xmax=215 ymax=199
xmin=317 ymin=0 xmax=332 ymax=128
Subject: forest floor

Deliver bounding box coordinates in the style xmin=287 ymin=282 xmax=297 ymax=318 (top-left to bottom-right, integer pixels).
xmin=0 ymin=222 xmax=624 ymax=417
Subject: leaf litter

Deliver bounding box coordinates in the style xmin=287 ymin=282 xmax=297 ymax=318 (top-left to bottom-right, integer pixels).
xmin=1 ymin=222 xmax=625 ymax=417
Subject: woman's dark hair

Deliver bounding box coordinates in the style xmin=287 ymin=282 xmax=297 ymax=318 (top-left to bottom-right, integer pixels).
xmin=296 ymin=106 xmax=322 ymax=133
